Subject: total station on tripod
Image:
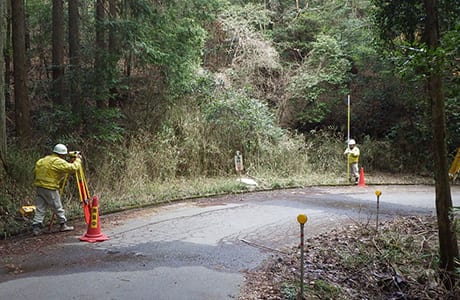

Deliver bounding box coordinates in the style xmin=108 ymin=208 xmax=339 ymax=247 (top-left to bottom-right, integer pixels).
xmin=68 ymin=151 xmax=82 ymax=161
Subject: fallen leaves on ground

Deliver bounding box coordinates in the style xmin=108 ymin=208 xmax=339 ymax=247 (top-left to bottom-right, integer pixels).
xmin=239 ymin=216 xmax=459 ymax=300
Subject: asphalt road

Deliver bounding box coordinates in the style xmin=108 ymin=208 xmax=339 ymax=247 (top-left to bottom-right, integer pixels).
xmin=1 ymin=185 xmax=459 ymax=300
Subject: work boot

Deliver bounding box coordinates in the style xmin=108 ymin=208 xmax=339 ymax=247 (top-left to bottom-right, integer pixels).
xmin=32 ymin=224 xmax=42 ymax=236
xmin=60 ymin=223 xmax=74 ymax=232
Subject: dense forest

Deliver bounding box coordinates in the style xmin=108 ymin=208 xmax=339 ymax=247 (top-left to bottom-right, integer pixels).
xmin=0 ymin=0 xmax=459 ymax=267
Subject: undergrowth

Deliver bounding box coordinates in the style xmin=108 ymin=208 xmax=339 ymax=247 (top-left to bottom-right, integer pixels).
xmin=0 ymin=126 xmax=432 ymax=238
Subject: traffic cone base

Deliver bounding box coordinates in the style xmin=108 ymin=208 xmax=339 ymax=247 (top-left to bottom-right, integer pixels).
xmin=358 ymin=167 xmax=367 ymax=187
xmin=80 ymin=195 xmax=109 ymax=243
xmin=80 ymin=232 xmax=109 ymax=243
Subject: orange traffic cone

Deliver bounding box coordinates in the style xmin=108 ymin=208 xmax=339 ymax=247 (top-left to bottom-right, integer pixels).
xmin=80 ymin=196 xmax=109 ymax=243
xmin=358 ymin=167 xmax=367 ymax=187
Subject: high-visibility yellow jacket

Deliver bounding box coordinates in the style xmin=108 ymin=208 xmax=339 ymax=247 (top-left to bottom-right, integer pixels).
xmin=34 ymin=154 xmax=82 ymax=190
xmin=448 ymin=147 xmax=460 ymax=179
xmin=344 ymin=146 xmax=360 ymax=164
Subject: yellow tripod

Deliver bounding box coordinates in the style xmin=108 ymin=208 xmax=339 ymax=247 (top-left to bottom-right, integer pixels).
xmin=74 ymin=163 xmax=91 ymax=224
xmin=61 ymin=164 xmax=91 ymax=223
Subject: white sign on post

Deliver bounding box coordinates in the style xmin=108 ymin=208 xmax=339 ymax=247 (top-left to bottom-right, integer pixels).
xmin=234 ymin=151 xmax=243 ymax=173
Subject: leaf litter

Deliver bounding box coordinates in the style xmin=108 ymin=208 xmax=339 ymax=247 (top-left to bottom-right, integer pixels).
xmin=239 ymin=216 xmax=460 ymax=300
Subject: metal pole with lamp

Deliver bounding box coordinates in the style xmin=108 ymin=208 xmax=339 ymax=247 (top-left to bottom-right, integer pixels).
xmin=297 ymin=214 xmax=308 ymax=299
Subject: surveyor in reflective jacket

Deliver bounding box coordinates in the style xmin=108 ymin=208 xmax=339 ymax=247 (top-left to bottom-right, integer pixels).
xmin=32 ymin=144 xmax=82 ymax=236
xmin=344 ymin=139 xmax=360 ymax=183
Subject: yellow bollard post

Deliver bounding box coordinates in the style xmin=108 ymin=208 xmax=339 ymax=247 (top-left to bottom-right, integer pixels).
xmin=297 ymin=214 xmax=308 ymax=300
xmin=375 ymin=190 xmax=382 ymax=231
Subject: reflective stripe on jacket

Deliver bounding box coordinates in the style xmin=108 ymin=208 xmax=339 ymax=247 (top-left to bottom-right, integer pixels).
xmin=34 ymin=154 xmax=82 ymax=190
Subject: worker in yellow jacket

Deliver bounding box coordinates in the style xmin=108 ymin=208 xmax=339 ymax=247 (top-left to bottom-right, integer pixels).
xmin=32 ymin=144 xmax=82 ymax=236
xmin=344 ymin=139 xmax=360 ymax=183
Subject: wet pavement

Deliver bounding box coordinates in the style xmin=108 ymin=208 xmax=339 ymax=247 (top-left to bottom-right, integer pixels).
xmin=1 ymin=185 xmax=459 ymax=299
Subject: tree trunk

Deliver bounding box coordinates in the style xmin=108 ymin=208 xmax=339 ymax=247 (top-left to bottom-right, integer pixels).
xmin=108 ymin=0 xmax=117 ymax=54
xmin=108 ymin=0 xmax=119 ymax=108
xmin=95 ymin=0 xmax=107 ymax=108
xmin=52 ymin=0 xmax=65 ymax=106
xmin=69 ymin=0 xmax=82 ymax=115
xmin=0 ymin=0 xmax=7 ymax=170
xmin=121 ymin=0 xmax=132 ymax=77
xmin=4 ymin=0 xmax=12 ymax=111
xmin=11 ymin=0 xmax=31 ymax=143
xmin=96 ymin=0 xmax=106 ymax=52
xmin=423 ymin=0 xmax=459 ymax=286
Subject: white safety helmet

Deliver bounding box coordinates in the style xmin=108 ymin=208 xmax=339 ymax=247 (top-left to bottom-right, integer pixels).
xmin=53 ymin=143 xmax=68 ymax=155
xmin=348 ymin=139 xmax=356 ymax=145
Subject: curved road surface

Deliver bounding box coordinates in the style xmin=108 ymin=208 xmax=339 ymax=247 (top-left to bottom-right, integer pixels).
xmin=1 ymin=185 xmax=459 ymax=299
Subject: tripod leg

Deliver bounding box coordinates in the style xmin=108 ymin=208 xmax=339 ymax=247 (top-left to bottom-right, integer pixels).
xmin=76 ymin=166 xmax=91 ymax=224
xmin=48 ymin=213 xmax=55 ymax=232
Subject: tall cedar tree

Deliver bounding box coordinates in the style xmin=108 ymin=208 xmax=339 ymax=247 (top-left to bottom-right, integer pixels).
xmin=69 ymin=0 xmax=82 ymax=115
xmin=95 ymin=0 xmax=107 ymax=108
xmin=52 ymin=0 xmax=65 ymax=106
xmin=11 ymin=0 xmax=31 ymax=143
xmin=108 ymin=0 xmax=118 ymax=108
xmin=0 ymin=0 xmax=6 ymax=170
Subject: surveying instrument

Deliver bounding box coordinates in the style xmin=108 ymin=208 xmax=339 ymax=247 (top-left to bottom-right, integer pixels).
xmin=19 ymin=151 xmax=92 ymax=232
